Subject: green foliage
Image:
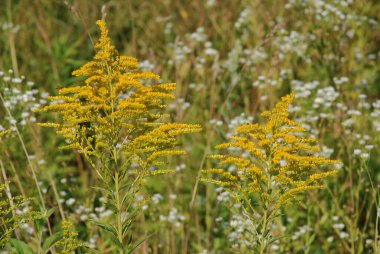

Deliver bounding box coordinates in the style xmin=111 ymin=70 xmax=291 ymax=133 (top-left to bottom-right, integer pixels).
xmin=0 ymin=181 xmax=42 ymax=248
xmin=0 ymin=0 xmax=379 ymax=253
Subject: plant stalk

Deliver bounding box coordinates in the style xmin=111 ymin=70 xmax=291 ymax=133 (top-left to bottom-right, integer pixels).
xmin=115 ymin=171 xmax=124 ymax=254
xmin=260 ymin=211 xmax=268 ymax=254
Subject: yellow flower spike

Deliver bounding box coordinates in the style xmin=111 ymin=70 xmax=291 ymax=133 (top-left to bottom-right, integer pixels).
xmin=37 ymin=20 xmax=201 ymax=181
xmin=274 ymin=185 xmax=324 ymax=209
xmin=56 ymin=220 xmax=85 ymax=253
xmin=0 ymin=129 xmax=11 ymax=140
xmin=0 ymin=182 xmax=42 ymax=247
xmin=202 ymin=93 xmax=339 ymax=210
xmin=147 ymin=150 xmax=187 ymax=163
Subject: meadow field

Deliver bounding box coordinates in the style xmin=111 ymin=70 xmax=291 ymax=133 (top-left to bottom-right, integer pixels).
xmin=0 ymin=0 xmax=380 ymax=253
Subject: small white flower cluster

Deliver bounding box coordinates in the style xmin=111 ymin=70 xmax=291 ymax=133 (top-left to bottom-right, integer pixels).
xmin=74 ymin=197 xmax=112 ymax=222
xmin=274 ymin=30 xmax=309 ymax=60
xmin=135 ymin=194 xmax=149 ymax=211
xmin=20 ymin=222 xmax=34 ymax=235
xmin=333 ymin=76 xmax=349 ymax=86
xmin=270 ymin=241 xmax=280 ymax=252
xmin=75 ymin=205 xmax=94 ymax=221
xmin=336 ymin=131 xmax=372 ymax=159
xmin=358 ymin=94 xmax=371 ymax=110
xmin=313 ymin=87 xmax=340 ymax=109
xmin=171 ymin=41 xmax=192 ymax=64
xmin=292 ymin=80 xmax=320 ymax=99
xmin=188 ymin=27 xmax=208 ymax=45
xmin=139 ymin=59 xmax=156 ymax=72
xmin=87 ymin=233 xmax=100 ymax=248
xmin=226 ymin=113 xmax=254 ymax=138
xmin=159 ymin=208 xmax=185 ymax=228
xmin=352 ymin=137 xmax=373 ymax=160
xmin=331 ymin=216 xmax=349 ymax=240
xmin=318 ymin=146 xmax=335 ymax=158
xmin=65 ymin=197 xmax=76 ymax=206
xmin=204 ymin=41 xmax=218 ymax=57
xmin=0 ymin=69 xmax=49 ymax=131
xmin=235 ymin=8 xmax=250 ymax=29
xmin=285 ymin=0 xmax=378 ymax=28
xmin=15 ymin=206 xmax=35 ymax=235
xmin=216 ymin=188 xmax=232 ymax=203
xmin=354 ymin=50 xmax=379 ymax=64
xmin=228 ymin=214 xmax=255 ymax=249
xmin=1 ymin=22 xmax=20 ymax=34
xmin=168 ymin=98 xmax=191 ymax=111
xmin=198 ymin=249 xmax=209 ymax=254
xmin=189 ymin=82 xmax=205 ymax=92
xmin=253 ymin=75 xmax=280 ymax=90
xmin=209 ymin=118 xmax=223 ymax=127
xmin=291 ymin=225 xmax=312 ymax=241
xmin=175 ymin=163 xmax=186 ymax=172
xmin=206 ymin=0 xmax=216 ymax=8
xmin=169 ymin=26 xmax=219 ymax=69
xmin=371 ymin=100 xmax=380 ymax=132
xmin=151 ymin=193 xmax=164 ymax=204
xmin=240 ymin=48 xmax=268 ymax=67
xmin=341 ymin=94 xmax=380 ymax=145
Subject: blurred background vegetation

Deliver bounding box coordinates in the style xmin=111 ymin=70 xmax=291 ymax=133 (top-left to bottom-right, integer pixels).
xmin=1 ymin=0 xmax=380 ymax=253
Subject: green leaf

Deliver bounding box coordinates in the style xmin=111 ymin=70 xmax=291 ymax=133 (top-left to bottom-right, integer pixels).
xmin=127 ymin=234 xmax=153 ymax=254
xmin=42 ymin=232 xmax=63 ymax=253
xmin=6 ymin=239 xmax=35 ymax=254
xmin=122 ymin=221 xmax=132 ymax=238
xmin=121 ymin=192 xmax=133 ymax=207
xmin=106 ymin=202 xmax=118 ymax=213
xmin=268 ymin=235 xmax=287 ymax=245
xmin=44 ymin=208 xmax=55 ymax=218
xmin=306 ymin=233 xmax=316 ymax=245
xmin=91 ymin=219 xmax=118 ymax=236
xmin=108 ymin=233 xmax=124 ymax=249
xmin=91 ymin=186 xmax=112 ymax=195
xmin=34 ymin=208 xmax=54 ymax=233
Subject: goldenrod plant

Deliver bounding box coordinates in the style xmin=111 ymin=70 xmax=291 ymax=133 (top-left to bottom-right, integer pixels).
xmin=37 ymin=20 xmax=201 ymax=252
xmin=202 ymin=93 xmax=339 ymax=253
xmin=0 ymin=181 xmax=42 ymax=248
xmin=55 ymin=220 xmax=86 ymax=254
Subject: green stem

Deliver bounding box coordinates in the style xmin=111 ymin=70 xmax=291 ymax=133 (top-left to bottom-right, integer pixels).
xmin=259 ymin=208 xmax=271 ymax=254
xmin=115 ymin=171 xmax=124 ymax=254
xmin=259 ymin=159 xmax=272 ymax=254
xmin=375 ymin=187 xmax=380 ymax=253
xmin=7 ymin=0 xmax=19 ymax=77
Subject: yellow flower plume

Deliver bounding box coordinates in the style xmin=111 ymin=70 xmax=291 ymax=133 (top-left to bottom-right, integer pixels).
xmin=202 ymin=93 xmax=339 ymax=209
xmin=37 ymin=20 xmax=201 ymax=180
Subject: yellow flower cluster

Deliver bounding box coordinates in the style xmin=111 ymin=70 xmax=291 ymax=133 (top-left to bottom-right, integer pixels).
xmin=0 ymin=181 xmax=42 ymax=247
xmin=0 ymin=130 xmax=11 ymax=141
xmin=202 ymin=93 xmax=339 ymax=209
xmin=37 ymin=20 xmax=201 ymax=180
xmin=56 ymin=220 xmax=85 ymax=253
